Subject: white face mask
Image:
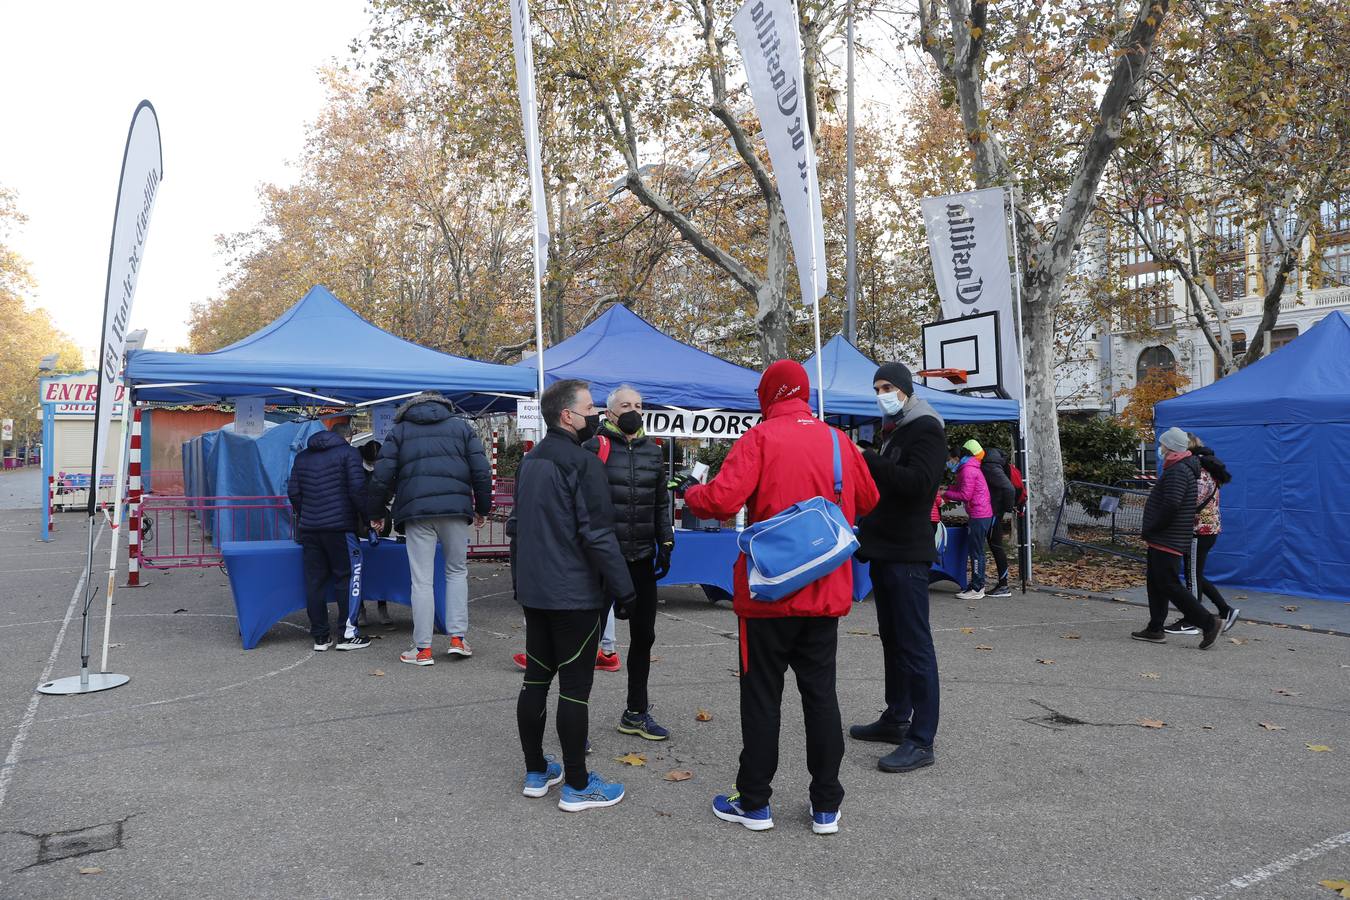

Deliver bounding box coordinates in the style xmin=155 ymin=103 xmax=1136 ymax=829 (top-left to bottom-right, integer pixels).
xmin=876 ymin=391 xmax=904 ymax=417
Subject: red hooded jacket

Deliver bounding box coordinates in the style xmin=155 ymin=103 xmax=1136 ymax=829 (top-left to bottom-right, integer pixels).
xmin=682 ymin=360 xmax=879 ymax=620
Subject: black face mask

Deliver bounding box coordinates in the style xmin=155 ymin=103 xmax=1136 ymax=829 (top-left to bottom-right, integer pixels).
xmin=616 ymin=410 xmax=643 ymax=435
xmin=573 ymin=412 xmax=602 ymax=443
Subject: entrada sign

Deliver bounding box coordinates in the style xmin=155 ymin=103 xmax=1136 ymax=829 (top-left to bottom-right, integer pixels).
xmin=40 ymin=372 xmax=127 ymax=417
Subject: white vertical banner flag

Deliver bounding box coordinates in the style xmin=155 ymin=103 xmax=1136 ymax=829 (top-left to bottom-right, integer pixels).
xmin=733 ymin=0 xmax=827 ymax=307
xmin=509 ymin=0 xmax=549 ymax=262
xmin=920 ymin=187 xmax=1022 ymax=398
xmin=90 ymin=101 xmax=163 ymax=515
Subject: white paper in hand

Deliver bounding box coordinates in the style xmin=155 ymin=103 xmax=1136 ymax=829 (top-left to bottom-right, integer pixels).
xmin=691 ymin=462 xmax=710 ymax=483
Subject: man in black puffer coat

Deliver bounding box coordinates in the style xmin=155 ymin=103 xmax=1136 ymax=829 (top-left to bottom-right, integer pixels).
xmin=287 ymin=422 xmax=369 ymax=651
xmin=1134 ymin=426 xmax=1220 ymax=649
xmin=368 ymin=392 xmax=492 ymax=665
xmin=583 ymin=385 xmax=674 ymax=741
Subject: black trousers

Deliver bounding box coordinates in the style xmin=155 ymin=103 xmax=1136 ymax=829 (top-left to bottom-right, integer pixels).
xmin=622 ymin=559 xmax=660 ymax=713
xmin=1181 ymin=534 xmax=1231 ymax=620
xmin=300 ymin=530 xmax=354 ymax=642
xmin=871 ymin=560 xmax=940 ymax=747
xmin=1146 ymin=547 xmax=1215 ymax=632
xmin=987 ymin=505 xmax=1009 ymax=584
xmin=518 ymin=606 xmax=606 ymax=790
xmin=736 ymin=616 xmax=844 ymax=814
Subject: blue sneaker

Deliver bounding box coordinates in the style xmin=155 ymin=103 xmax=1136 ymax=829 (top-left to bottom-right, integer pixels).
xmin=618 ymin=708 xmax=670 ymax=741
xmin=522 ymin=756 xmax=564 ymax=798
xmin=558 ymin=772 xmax=625 ymax=812
xmin=712 ymin=792 xmax=774 ymax=831
xmin=810 ymin=805 xmax=841 ymax=835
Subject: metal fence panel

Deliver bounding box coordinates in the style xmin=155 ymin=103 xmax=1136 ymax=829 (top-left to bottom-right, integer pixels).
xmin=1051 ymin=481 xmax=1152 ymax=562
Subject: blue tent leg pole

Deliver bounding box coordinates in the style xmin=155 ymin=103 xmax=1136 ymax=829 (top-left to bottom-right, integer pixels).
xmin=40 ymin=405 xmax=53 ymax=542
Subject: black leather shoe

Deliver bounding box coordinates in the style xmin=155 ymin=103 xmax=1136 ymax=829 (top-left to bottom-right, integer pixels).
xmin=878 ymin=740 xmax=935 ymax=773
xmin=849 ymin=718 xmax=909 ymax=744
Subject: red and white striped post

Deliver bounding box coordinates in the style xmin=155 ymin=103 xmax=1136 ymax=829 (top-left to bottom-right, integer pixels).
xmin=490 ymin=429 xmax=499 ymax=493
xmin=47 ymin=475 xmax=57 ymax=531
xmin=125 ymin=406 xmax=143 ymax=587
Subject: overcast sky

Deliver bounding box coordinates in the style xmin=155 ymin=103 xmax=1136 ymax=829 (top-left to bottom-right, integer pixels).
xmin=0 ymin=0 xmax=372 ymax=356
xmin=1 ymin=2 xmax=907 ymax=362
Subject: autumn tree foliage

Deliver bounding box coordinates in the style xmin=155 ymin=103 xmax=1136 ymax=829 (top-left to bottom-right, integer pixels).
xmin=0 ymin=187 xmax=84 ymax=445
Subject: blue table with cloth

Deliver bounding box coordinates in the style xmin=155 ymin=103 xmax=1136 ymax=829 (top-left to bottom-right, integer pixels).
xmin=660 ymin=525 xmax=968 ymax=599
xmin=222 ymin=539 xmax=448 ymax=649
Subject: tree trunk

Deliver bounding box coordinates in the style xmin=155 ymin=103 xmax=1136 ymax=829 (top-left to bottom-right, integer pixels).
xmin=755 ymin=203 xmax=792 ymax=364
xmin=1022 ymin=288 xmax=1065 ymax=549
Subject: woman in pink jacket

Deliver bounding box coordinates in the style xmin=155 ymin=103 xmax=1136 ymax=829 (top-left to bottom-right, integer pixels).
xmin=943 ymin=445 xmax=994 ymax=600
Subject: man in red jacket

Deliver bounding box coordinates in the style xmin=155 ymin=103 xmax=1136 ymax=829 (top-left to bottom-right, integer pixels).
xmin=682 ymin=360 xmax=878 ymax=835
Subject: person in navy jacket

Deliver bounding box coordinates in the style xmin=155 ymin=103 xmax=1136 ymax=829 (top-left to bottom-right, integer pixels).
xmin=287 ymin=422 xmax=370 ymax=651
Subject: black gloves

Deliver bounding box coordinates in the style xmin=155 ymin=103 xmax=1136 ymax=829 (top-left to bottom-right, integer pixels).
xmin=653 ymin=543 xmax=672 ymax=580
xmin=667 ymin=471 xmax=695 ymax=495
xmin=613 ymin=593 xmax=636 ymax=621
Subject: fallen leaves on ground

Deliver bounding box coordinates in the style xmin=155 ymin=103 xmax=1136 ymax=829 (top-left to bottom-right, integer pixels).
xmin=663 ymin=769 xmax=694 ymax=782
xmin=1141 ymin=672 xmax=1160 ymax=679
xmin=1318 ymin=879 xmax=1350 ymax=897
xmin=1060 ymin=633 xmax=1081 ymax=640
xmin=172 ymin=608 xmax=187 ymax=614
xmin=1032 ymin=553 xmax=1144 ymax=591
xmin=1306 ymin=744 xmax=1333 ymax=752
xmin=615 ymin=752 xmax=648 ymax=766
xmin=649 ymin=656 xmax=662 ymax=663
xmin=1036 ymin=658 xmax=1055 ymax=665
xmin=78 ymin=867 xmax=103 ymax=875
xmin=369 ymin=669 xmax=385 ymax=677
xmin=959 ymin=627 xmax=976 ymax=634
xmin=695 ymin=709 xmax=712 ymax=722
xmin=1229 ymin=637 xmax=1248 ymax=645
xmin=846 ymin=628 xmax=877 ymax=637
xmin=1139 ymin=718 xmax=1166 ymax=729
xmin=1283 ymin=605 xmax=1300 ymax=612
xmin=1275 ymin=688 xmax=1301 ymax=696
xmin=1258 ymin=722 xmax=1285 ymax=731
xmin=975 ymin=644 xmax=993 ymax=651
xmin=1201 ymin=725 xmax=1214 ymax=730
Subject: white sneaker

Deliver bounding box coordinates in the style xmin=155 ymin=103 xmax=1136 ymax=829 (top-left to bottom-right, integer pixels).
xmin=955 ymin=588 xmax=985 ymax=601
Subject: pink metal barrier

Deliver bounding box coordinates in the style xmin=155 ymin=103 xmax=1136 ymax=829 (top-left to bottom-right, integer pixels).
xmin=136 ymin=495 xmax=294 ymax=569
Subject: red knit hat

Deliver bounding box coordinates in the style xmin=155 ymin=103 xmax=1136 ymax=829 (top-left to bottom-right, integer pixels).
xmin=757 ymin=359 xmax=809 ymax=414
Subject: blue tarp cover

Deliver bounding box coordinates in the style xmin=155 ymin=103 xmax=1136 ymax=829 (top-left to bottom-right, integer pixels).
xmin=1155 ymin=311 xmax=1350 ymax=602
xmin=805 ymin=334 xmax=1020 ymax=423
xmin=128 ymin=285 xmax=537 ymax=405
xmin=519 ymin=306 xmax=1018 ymax=422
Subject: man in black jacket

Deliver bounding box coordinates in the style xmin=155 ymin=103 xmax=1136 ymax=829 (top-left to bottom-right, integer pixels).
xmin=368 ymin=392 xmax=492 ymax=666
xmin=852 ymin=363 xmax=948 ymax=774
xmin=287 ymin=422 xmax=371 ymax=652
xmin=509 ymin=379 xmax=635 ymax=812
xmin=1134 ymin=426 xmax=1221 ymax=649
xmin=980 ymin=446 xmax=1018 ymax=597
xmin=584 ymin=385 xmax=674 ymax=741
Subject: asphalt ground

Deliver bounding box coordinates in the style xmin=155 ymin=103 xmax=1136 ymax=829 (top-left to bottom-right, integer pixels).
xmin=0 ymin=508 xmax=1346 ymax=899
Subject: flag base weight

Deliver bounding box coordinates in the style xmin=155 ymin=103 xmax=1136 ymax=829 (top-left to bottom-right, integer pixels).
xmin=38 ymin=672 xmax=130 ymax=695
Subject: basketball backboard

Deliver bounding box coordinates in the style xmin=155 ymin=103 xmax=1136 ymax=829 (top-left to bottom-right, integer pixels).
xmin=921 ymin=311 xmax=1002 ymax=392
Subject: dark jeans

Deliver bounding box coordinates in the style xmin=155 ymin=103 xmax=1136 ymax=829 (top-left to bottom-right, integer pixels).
xmin=987 ymin=506 xmax=1009 ymax=584
xmin=965 ymin=517 xmax=994 ymax=590
xmin=624 ymin=559 xmax=659 ymax=713
xmin=518 ymin=606 xmax=606 ymax=790
xmin=871 ymin=560 xmax=940 ymax=747
xmin=300 ymin=530 xmax=356 ymax=642
xmin=1146 ymin=547 xmax=1216 ymax=632
xmin=1181 ymin=534 xmax=1231 ymax=620
xmin=736 ymin=616 xmax=844 ymax=814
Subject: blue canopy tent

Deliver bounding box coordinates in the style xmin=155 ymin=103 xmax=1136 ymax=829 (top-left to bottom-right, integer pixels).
xmin=126 ymin=285 xmax=537 ymax=407
xmin=516 ymin=305 xmax=762 ymax=410
xmin=805 ymin=334 xmax=1020 ymax=423
xmin=1155 ymin=311 xmax=1350 ymax=602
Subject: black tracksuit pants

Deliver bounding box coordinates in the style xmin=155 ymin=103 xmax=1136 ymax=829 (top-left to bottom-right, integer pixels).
xmin=300 ymin=530 xmax=355 ymax=642
xmin=518 ymin=606 xmax=606 ymax=790
xmin=623 ymin=558 xmax=659 ymax=713
xmin=735 ymin=615 xmax=844 ymax=814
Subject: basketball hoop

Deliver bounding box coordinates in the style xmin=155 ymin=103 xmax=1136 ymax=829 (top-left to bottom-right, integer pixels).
xmin=917 ymin=368 xmax=969 ymax=385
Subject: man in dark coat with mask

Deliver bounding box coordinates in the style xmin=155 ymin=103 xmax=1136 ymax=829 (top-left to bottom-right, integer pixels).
xmin=583 ymin=384 xmax=674 ymax=741
xmin=508 ymin=379 xmax=636 ymax=813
